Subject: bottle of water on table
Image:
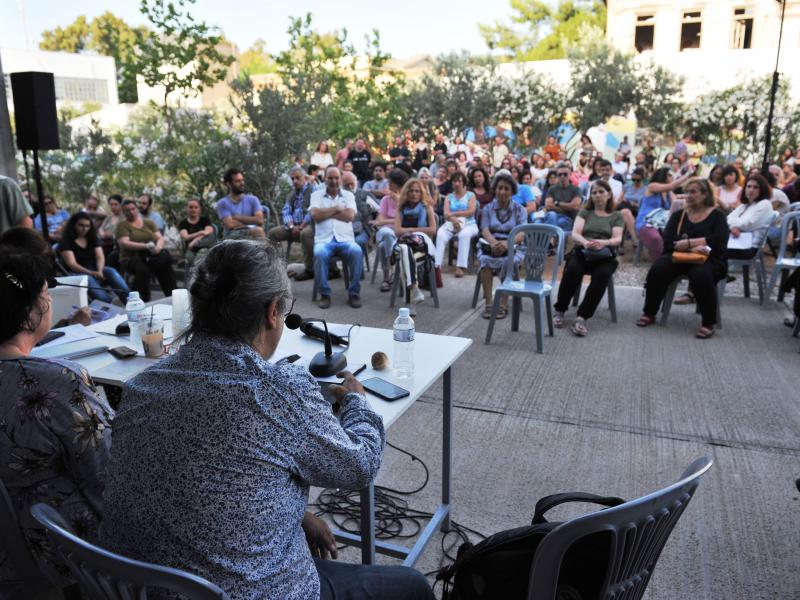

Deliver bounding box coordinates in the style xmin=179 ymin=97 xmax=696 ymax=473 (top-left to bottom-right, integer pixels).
xmin=393 ymin=307 xmax=415 ymax=379
xmin=125 ymin=291 xmax=146 ymax=353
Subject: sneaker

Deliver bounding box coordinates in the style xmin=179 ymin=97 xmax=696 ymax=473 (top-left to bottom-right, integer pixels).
xmin=348 ymin=295 xmax=362 ymax=308
xmin=294 ymin=269 xmax=314 ymax=282
xmin=412 ymin=288 xmax=425 ymax=304
xmin=553 ymin=312 xmax=565 ymax=328
xmin=318 ymin=295 xmax=331 ymax=309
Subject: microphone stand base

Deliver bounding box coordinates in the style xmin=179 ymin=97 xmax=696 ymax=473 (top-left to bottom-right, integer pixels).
xmin=309 ymin=351 xmax=347 ymax=378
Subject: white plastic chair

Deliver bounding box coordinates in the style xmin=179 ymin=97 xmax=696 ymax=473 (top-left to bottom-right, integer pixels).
xmin=766 ymin=211 xmax=800 ymax=303
xmin=719 ymin=210 xmax=779 ymax=305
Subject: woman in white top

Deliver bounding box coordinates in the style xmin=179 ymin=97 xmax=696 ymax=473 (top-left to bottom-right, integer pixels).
xmin=434 ymin=172 xmax=478 ymax=277
xmin=718 ymin=165 xmax=742 ymax=212
xmin=310 ymin=141 xmax=333 ymax=170
xmin=726 ymin=173 xmax=775 ymax=261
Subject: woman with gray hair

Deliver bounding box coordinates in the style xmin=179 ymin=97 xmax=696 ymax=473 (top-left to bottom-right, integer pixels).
xmin=100 ymin=240 xmax=434 ymax=600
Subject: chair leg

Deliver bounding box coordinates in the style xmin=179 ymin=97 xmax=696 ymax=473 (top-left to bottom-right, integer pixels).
xmin=766 ymin=267 xmax=781 ymax=303
xmin=532 ymin=296 xmax=545 ymax=354
xmin=778 ymin=269 xmax=789 ymax=302
xmin=607 ymin=276 xmax=617 ymax=323
xmin=633 ymin=243 xmax=642 ymax=265
xmin=484 ymin=294 xmax=503 ymax=345
xmin=371 ymin=246 xmax=382 ymax=285
xmin=428 ymin=261 xmax=440 ymax=308
xmin=792 ymin=318 xmax=800 ymax=337
xmin=342 ymin=261 xmax=350 ymax=291
xmin=742 ymin=265 xmax=750 ymax=298
xmin=389 ymin=263 xmax=400 ymax=308
xmin=755 ymin=260 xmax=765 ymax=305
xmin=660 ymin=279 xmax=679 ymax=325
xmin=716 ymin=280 xmax=725 ymax=328
xmin=545 ymin=295 xmax=554 ymax=336
xmin=511 ymin=296 xmax=521 ymax=331
xmin=471 ymin=276 xmax=482 ymax=309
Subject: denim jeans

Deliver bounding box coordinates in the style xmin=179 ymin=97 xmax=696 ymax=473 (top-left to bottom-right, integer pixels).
xmin=375 ymin=227 xmax=397 ymax=274
xmin=79 ymin=267 xmax=130 ymax=304
xmin=534 ymin=211 xmax=573 ymax=232
xmin=315 ymin=559 xmax=434 ymax=600
xmin=314 ymin=239 xmax=363 ymax=297
xmin=354 ymin=230 xmax=370 ymax=259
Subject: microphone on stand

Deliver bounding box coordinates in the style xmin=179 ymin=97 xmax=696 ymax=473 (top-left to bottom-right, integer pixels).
xmin=285 ymin=313 xmax=347 ymax=377
xmin=47 ymin=276 xmax=127 ymax=294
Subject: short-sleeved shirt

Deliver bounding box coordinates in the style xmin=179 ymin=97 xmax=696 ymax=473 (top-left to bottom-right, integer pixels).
xmin=216 ymin=194 xmax=262 ymax=233
xmin=578 ymin=208 xmax=624 ymax=242
xmin=60 ymin=237 xmax=100 ymax=271
xmin=363 ymin=179 xmax=389 ymax=200
xmin=34 ymin=209 xmax=70 ymax=236
xmin=310 ymin=188 xmax=357 ymax=244
xmin=546 ymin=184 xmax=582 ymax=217
xmin=446 ymin=191 xmax=477 ymax=225
xmin=378 ymin=196 xmax=397 ymax=227
xmin=347 ymin=150 xmax=372 ymax=181
xmin=512 ymin=185 xmax=541 ymax=208
xmin=178 ymin=215 xmax=212 ymax=235
xmin=0 ymin=175 xmax=33 ymax=235
xmin=116 ymin=218 xmax=158 ymax=261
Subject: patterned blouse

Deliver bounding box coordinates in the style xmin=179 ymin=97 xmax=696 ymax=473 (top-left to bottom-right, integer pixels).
xmin=0 ymin=357 xmax=113 ymax=591
xmin=100 ymin=333 xmax=385 ymax=600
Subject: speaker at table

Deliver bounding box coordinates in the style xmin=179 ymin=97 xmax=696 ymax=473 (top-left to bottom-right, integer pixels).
xmin=10 ymin=71 xmax=60 ymax=151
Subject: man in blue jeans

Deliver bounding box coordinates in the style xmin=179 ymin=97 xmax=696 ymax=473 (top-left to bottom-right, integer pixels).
xmin=311 ymin=166 xmax=364 ymax=309
xmin=534 ymin=162 xmax=582 ymax=232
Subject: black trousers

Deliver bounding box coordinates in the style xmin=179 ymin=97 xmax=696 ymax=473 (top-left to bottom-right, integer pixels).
xmin=554 ymin=252 xmax=618 ymax=319
xmin=643 ymin=255 xmax=726 ymax=326
xmin=316 ymin=558 xmax=434 ymax=600
xmin=122 ymin=254 xmax=176 ymax=303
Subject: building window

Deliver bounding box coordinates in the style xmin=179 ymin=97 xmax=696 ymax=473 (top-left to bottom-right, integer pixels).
xmin=53 ymin=77 xmax=109 ymax=103
xmin=732 ymin=7 xmax=754 ymax=49
xmin=680 ymin=10 xmax=702 ymax=51
xmin=635 ymin=15 xmax=655 ymax=52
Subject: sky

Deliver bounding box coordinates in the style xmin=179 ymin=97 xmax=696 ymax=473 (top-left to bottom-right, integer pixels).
xmin=0 ymin=0 xmax=508 ymax=58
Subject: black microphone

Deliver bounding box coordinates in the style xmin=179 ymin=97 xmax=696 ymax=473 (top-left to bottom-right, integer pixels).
xmin=299 ymin=321 xmax=348 ymax=347
xmin=285 ymin=313 xmax=347 ymax=377
xmin=47 ymin=275 xmax=128 ymax=294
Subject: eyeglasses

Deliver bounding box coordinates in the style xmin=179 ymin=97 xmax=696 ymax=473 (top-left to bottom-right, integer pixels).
xmin=631 ymin=178 xmax=642 ymax=182
xmin=281 ymin=297 xmax=296 ymax=318
xmin=557 ymin=173 xmax=570 ymax=177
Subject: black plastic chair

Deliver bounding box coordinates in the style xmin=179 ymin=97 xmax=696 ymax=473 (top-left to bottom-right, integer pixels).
xmin=527 ymin=456 xmax=713 ymax=600
xmin=30 ymin=503 xmax=228 ymax=600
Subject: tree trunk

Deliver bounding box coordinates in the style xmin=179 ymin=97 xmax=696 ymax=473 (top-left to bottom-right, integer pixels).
xmin=0 ymin=54 xmax=18 ymax=179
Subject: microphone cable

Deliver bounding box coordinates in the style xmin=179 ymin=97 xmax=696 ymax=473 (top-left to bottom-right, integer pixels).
xmin=309 ymin=440 xmax=485 ymax=569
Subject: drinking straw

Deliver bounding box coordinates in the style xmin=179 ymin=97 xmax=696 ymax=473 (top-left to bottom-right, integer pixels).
xmin=149 ymin=306 xmax=154 ymax=328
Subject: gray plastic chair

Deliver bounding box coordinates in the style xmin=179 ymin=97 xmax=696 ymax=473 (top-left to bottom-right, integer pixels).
xmin=0 ymin=480 xmax=53 ymax=599
xmin=485 ymin=223 xmax=565 ymax=353
xmin=527 ymin=456 xmax=713 ymax=600
xmin=311 ymin=258 xmax=351 ymax=301
xmin=660 ymin=275 xmax=722 ymax=327
xmin=570 ymin=274 xmax=617 ymax=323
xmin=30 ymin=503 xmax=228 ymax=600
xmin=766 ymin=211 xmax=800 ymax=303
xmin=719 ymin=211 xmax=779 ymax=305
xmin=388 ymin=249 xmax=440 ymax=309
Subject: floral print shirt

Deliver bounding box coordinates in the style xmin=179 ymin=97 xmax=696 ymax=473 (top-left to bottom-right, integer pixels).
xmin=100 ymin=333 xmax=385 ymax=600
xmin=0 ymin=357 xmax=113 ymax=591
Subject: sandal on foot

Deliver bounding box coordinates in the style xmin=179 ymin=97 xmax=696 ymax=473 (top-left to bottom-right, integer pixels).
xmin=636 ymin=314 xmax=656 ymax=327
xmin=571 ymin=319 xmax=588 ymax=337
xmin=454 ymin=267 xmax=465 ymax=278
xmin=553 ymin=313 xmax=565 ymax=328
xmin=380 ymin=281 xmax=392 ymax=292
xmin=696 ymin=326 xmax=715 ymax=339
xmin=482 ymin=307 xmax=493 ymax=319
xmin=674 ymin=293 xmax=695 ymax=305
xmin=496 ymin=306 xmax=508 ymax=320
xmin=783 ymin=317 xmax=797 ymax=328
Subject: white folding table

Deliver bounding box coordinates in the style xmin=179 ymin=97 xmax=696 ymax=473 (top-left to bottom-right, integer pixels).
xmin=32 ymin=304 xmax=472 ymax=566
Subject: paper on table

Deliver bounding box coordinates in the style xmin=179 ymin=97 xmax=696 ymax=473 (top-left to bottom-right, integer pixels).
xmin=727 ymin=231 xmax=753 ymax=250
xmin=36 ymin=324 xmax=97 ymax=349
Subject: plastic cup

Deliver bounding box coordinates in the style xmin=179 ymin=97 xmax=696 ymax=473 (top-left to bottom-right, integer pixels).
xmin=139 ymin=316 xmax=165 ymax=358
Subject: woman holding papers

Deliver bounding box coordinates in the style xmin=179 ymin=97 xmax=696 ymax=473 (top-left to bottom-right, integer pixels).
xmin=725 ymin=173 xmax=775 ymax=261
xmin=0 ymin=251 xmax=113 ymax=590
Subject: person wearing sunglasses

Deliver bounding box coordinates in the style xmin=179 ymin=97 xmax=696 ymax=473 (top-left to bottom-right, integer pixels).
xmin=33 ymin=195 xmax=70 ymax=242
xmin=533 ymin=163 xmax=581 ymax=232
xmin=623 ymin=168 xmax=647 ymax=213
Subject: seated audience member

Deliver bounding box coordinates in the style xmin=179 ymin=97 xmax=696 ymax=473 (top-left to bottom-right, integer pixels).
xmin=216 ymin=168 xmax=266 ymax=239
xmin=637 ymin=178 xmax=728 ymax=339
xmin=708 ymin=164 xmax=723 ymax=187
xmin=468 ymin=166 xmax=493 ymax=208
xmin=389 ymin=135 xmax=410 ymax=165
xmin=531 ymin=155 xmax=549 ymax=183
xmin=59 ymin=213 xmax=130 ymax=304
xmin=553 ymin=180 xmax=623 ymax=337
xmin=434 ymin=172 xmax=478 ymax=278
xmin=764 ymin=170 xmax=790 ymax=214
xmin=534 ymin=164 xmax=581 ymax=232
xmin=0 ymin=252 xmax=113 ymax=590
xmin=542 ymin=135 xmax=561 ymax=161
xmin=116 ymin=199 xmax=176 ymax=302
xmin=718 ymin=165 xmax=742 ymax=212
xmin=393 ymin=178 xmax=437 ymax=316
xmin=0 ymin=175 xmax=33 ymax=235
xmin=347 ymin=138 xmax=372 ymax=184
xmin=782 ymin=162 xmax=797 ymax=187
xmin=98 ymin=194 xmax=123 ymax=254
xmin=726 ymin=173 xmax=775 ymax=262
xmin=311 ymin=140 xmax=333 ymax=170
xmin=100 ymin=240 xmax=433 ymax=600
xmin=417 ymin=167 xmax=439 ymax=208
xmin=477 ymin=173 xmax=528 ymax=319
xmin=33 ymin=195 xmax=70 ymax=241
xmin=590 ymin=159 xmax=637 ymax=249
xmin=363 ymin=161 xmax=390 ymax=203
xmin=81 ymin=194 xmax=107 ymax=230
xmin=179 ymin=198 xmax=216 ymax=271
xmin=611 ymin=152 xmax=629 ymax=178
xmin=540 ymin=170 xmax=558 ymax=202
xmin=635 ymin=167 xmax=694 ymax=261
xmin=623 ymin=167 xmax=647 ymax=212
xmin=341 ymin=171 xmax=375 ymax=257
xmin=137 ymin=194 xmax=166 ymax=233
xmin=412 ymin=134 xmax=430 ymax=171
xmin=311 ymin=166 xmax=363 ymax=309
xmin=508 ymin=169 xmax=541 ymax=220
xmin=269 ymin=167 xmax=314 ymax=281
xmin=307 ymin=164 xmax=324 ymax=191
xmin=372 ymin=170 xmax=408 ymax=292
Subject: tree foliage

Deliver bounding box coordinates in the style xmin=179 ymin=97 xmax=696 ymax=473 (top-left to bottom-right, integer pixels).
xmin=239 ymin=39 xmax=276 ymax=76
xmin=480 ymin=0 xmax=606 ymax=61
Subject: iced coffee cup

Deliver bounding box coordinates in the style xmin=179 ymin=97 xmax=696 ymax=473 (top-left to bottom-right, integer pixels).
xmin=139 ymin=316 xmax=165 ymax=358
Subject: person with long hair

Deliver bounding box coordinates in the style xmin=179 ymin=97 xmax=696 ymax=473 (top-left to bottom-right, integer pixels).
xmin=98 ymin=194 xmax=123 ymax=255
xmin=637 ymin=178 xmax=728 ymax=339
xmin=635 ymin=166 xmax=694 ymax=260
xmin=553 ymin=180 xmax=623 ymax=336
xmin=33 ymin=195 xmax=69 ymax=241
xmin=468 ymin=166 xmax=492 ymax=208
xmin=718 ymin=165 xmax=742 ymax=211
xmin=726 ymin=173 xmax=775 ymax=261
xmin=60 ymin=212 xmax=130 ymax=304
xmin=310 ymin=141 xmax=333 ymax=170
xmin=434 ymin=172 xmax=478 ymax=278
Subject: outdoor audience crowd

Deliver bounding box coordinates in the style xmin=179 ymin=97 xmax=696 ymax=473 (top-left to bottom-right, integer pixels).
xmin=1 ymin=130 xmax=799 ymax=598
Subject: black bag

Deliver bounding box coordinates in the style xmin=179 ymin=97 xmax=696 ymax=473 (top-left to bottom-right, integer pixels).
xmin=436 ymin=492 xmax=625 ymax=600
xmin=417 ymin=257 xmax=433 ymax=290
xmin=580 ymin=246 xmax=614 ymax=262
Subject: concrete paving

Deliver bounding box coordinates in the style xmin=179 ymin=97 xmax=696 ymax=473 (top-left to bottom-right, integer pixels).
xmin=294 ymin=257 xmax=800 ymax=600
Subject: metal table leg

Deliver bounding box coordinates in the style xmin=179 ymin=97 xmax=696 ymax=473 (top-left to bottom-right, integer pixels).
xmin=359 ymin=484 xmax=376 ymax=564
xmin=441 ymin=365 xmax=452 ymax=532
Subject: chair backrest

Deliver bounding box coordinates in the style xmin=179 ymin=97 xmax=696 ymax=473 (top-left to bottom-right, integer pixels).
xmin=0 ymin=479 xmax=44 ymax=582
xmin=30 ymin=504 xmax=228 ymax=600
xmin=776 ymin=211 xmax=800 ymax=262
xmin=527 ymin=456 xmax=713 ymax=600
xmin=752 ymin=211 xmax=781 ymax=260
xmin=504 ymin=223 xmax=565 ymax=288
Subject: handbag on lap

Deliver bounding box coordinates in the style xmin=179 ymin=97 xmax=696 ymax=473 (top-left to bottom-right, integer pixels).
xmin=671 ymin=209 xmax=708 ymax=264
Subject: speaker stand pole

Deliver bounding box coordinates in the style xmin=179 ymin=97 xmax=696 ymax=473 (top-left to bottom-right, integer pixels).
xmin=32 ymin=149 xmax=49 ymax=242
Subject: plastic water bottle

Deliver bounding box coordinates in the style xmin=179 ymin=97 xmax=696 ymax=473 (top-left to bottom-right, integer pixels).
xmin=125 ymin=292 xmax=146 ymax=352
xmin=393 ymin=307 xmax=415 ymax=379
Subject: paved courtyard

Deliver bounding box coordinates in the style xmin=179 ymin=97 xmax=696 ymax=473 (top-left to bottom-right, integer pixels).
xmin=288 ymin=254 xmax=800 ymax=600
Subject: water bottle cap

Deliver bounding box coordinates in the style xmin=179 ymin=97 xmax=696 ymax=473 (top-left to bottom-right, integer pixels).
xmin=128 ymin=292 xmax=140 ymax=301
xmin=398 ymin=307 xmax=410 ymax=318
